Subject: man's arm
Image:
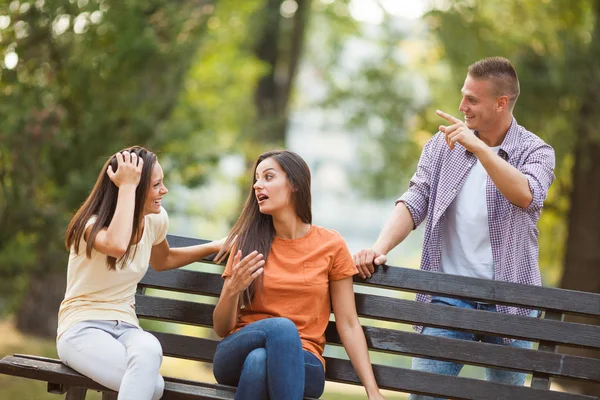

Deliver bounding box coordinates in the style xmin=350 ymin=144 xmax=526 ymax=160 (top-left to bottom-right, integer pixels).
xmin=437 ymin=110 xmax=555 ymax=209
xmin=353 ymin=135 xmax=437 ymax=278
xmin=474 ymin=146 xmax=532 ymax=208
xmin=373 ymin=202 xmax=414 ymax=255
xmin=353 ymin=202 xmax=414 ymax=279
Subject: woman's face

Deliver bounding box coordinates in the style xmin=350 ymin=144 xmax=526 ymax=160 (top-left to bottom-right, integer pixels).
xmin=143 ymin=161 xmax=168 ymax=215
xmin=253 ymin=157 xmax=294 ymax=216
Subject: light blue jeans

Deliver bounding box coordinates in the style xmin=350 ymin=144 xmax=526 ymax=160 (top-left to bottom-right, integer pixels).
xmin=213 ymin=317 xmax=325 ymax=400
xmin=57 ymin=320 xmax=164 ymax=400
xmin=409 ymin=296 xmax=535 ymax=400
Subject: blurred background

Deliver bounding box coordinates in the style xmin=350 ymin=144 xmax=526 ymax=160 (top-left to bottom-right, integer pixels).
xmin=1 ymin=0 xmax=599 ymax=398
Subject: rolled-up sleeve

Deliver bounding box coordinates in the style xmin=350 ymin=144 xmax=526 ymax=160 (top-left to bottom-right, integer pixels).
xmin=521 ymin=142 xmax=555 ymax=213
xmin=396 ymin=137 xmax=435 ymax=229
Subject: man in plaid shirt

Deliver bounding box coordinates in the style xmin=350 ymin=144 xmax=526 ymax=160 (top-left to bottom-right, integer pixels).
xmin=353 ymin=57 xmax=555 ymax=398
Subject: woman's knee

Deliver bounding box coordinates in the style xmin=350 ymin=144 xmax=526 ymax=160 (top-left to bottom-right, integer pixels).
xmin=269 ymin=317 xmax=299 ymax=336
xmin=127 ymin=332 xmax=163 ymax=365
xmin=152 ymin=375 xmax=165 ymax=400
xmin=242 ymin=348 xmax=267 ymax=381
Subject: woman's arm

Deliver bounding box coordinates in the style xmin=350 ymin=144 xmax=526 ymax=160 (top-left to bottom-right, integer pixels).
xmin=86 ymin=151 xmax=142 ymax=258
xmin=331 ymin=277 xmax=386 ymax=400
xmin=149 ymin=238 xmax=225 ymax=272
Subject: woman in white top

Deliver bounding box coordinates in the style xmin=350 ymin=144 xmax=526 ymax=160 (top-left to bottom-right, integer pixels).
xmin=57 ymin=146 xmax=223 ymax=400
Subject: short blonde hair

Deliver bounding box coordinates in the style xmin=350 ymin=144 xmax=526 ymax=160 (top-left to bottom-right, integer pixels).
xmin=468 ymin=57 xmax=520 ymax=108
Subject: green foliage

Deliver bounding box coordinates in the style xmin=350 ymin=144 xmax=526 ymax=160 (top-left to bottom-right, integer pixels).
xmin=0 ymin=0 xmax=217 ymax=310
xmin=419 ymin=0 xmax=598 ymax=285
xmin=159 ymin=0 xmax=266 ymax=189
xmin=311 ymin=4 xmax=420 ymax=198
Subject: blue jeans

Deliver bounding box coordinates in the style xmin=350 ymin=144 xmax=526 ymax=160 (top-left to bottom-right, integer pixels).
xmin=213 ymin=317 xmax=325 ymax=400
xmin=409 ymin=297 xmax=535 ymax=400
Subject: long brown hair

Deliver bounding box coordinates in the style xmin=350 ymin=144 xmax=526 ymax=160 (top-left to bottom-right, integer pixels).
xmin=65 ymin=146 xmax=157 ymax=270
xmin=216 ymin=150 xmax=312 ymax=306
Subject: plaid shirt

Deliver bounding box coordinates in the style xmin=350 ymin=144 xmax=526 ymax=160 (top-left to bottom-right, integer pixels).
xmin=397 ymin=118 xmax=556 ymax=324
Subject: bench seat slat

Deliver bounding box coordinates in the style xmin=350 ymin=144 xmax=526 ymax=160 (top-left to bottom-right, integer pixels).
xmin=3 ymin=355 xmax=596 ymax=400
xmin=135 ymin=294 xmax=600 ymax=349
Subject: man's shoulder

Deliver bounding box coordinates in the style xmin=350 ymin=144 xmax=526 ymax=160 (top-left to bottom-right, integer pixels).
xmin=513 ymin=122 xmax=551 ymax=149
xmin=423 ymin=131 xmax=448 ymax=153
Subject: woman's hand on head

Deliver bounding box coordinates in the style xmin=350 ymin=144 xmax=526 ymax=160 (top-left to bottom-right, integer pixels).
xmin=226 ymin=250 xmax=264 ymax=295
xmin=107 ymin=150 xmax=143 ymax=188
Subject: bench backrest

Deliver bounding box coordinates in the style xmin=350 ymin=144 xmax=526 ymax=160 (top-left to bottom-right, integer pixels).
xmin=137 ymin=234 xmax=600 ymax=400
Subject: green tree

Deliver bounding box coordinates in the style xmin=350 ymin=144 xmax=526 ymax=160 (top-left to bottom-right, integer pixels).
xmin=0 ymin=0 xmax=218 ymax=336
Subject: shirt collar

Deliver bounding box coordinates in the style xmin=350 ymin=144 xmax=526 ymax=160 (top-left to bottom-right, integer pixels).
xmin=472 ymin=117 xmax=520 ymax=160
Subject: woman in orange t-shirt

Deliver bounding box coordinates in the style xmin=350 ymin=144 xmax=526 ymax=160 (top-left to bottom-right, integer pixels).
xmin=212 ymin=150 xmax=386 ymax=400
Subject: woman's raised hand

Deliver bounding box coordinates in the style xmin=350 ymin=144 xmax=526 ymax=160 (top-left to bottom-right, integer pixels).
xmin=227 ymin=250 xmax=264 ymax=295
xmin=106 ymin=151 xmax=143 ymax=188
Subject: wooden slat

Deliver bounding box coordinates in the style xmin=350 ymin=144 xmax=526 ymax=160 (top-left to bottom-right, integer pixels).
xmin=136 ymin=295 xmax=214 ymax=327
xmin=0 ymin=355 xmax=235 ymax=400
xmin=135 ymin=293 xmax=600 ymax=349
xmin=161 ymin=380 xmax=235 ymax=400
xmin=0 ymin=355 xmax=321 ymax=400
xmin=2 ymin=353 xmax=597 ymax=400
xmin=354 ymin=293 xmax=600 ymax=349
xmin=324 ymin=357 xmax=597 ymax=400
xmin=354 ymin=267 xmax=600 ymax=317
xmin=139 ymin=269 xmax=223 ymax=297
xmin=140 ymin=260 xmax=600 ymax=319
xmin=328 ymin=326 xmax=600 ymax=382
xmin=150 ymin=331 xmax=218 ymax=363
xmin=167 ymin=234 xmax=211 ymax=249
xmin=531 ymin=311 xmax=564 ymax=390
xmin=0 ymin=355 xmax=112 ymax=392
xmin=148 ymin=325 xmax=600 ymax=382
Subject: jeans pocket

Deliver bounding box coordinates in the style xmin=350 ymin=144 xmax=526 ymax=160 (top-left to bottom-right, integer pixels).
xmin=304 ymin=352 xmax=325 ymax=398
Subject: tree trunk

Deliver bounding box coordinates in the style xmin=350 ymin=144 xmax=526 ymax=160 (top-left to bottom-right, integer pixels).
xmin=15 ymin=231 xmax=68 ymax=338
xmin=253 ymin=0 xmax=311 ymax=145
xmin=557 ymin=0 xmax=600 ymax=395
xmin=15 ymin=266 xmax=66 ymax=338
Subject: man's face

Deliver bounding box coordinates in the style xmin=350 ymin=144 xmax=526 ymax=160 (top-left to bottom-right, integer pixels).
xmin=458 ymin=75 xmax=500 ymax=132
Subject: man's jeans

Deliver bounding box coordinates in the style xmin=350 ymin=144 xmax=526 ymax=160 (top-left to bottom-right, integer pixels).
xmin=213 ymin=317 xmax=325 ymax=400
xmin=409 ymin=296 xmax=535 ymax=400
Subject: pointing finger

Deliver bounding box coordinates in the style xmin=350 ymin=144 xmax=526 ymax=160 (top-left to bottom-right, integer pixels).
xmin=436 ymin=109 xmax=461 ymax=124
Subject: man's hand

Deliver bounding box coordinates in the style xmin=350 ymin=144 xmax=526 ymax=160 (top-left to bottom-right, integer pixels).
xmin=353 ymin=249 xmax=387 ymax=279
xmin=437 ymin=110 xmax=483 ymax=153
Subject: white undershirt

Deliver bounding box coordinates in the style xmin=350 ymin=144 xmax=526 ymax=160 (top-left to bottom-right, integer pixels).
xmin=440 ymin=147 xmax=500 ymax=279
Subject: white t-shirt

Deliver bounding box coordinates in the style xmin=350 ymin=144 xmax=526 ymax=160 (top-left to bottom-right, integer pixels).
xmin=440 ymin=147 xmax=500 ymax=280
xmin=57 ymin=207 xmax=168 ymax=339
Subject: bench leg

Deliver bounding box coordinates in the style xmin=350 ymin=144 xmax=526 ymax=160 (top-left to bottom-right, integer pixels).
xmin=65 ymin=387 xmax=87 ymax=400
xmin=48 ymin=382 xmax=67 ymax=394
xmin=101 ymin=392 xmax=118 ymax=400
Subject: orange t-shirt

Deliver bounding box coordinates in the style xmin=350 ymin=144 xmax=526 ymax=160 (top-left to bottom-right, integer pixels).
xmin=222 ymin=225 xmax=358 ymax=368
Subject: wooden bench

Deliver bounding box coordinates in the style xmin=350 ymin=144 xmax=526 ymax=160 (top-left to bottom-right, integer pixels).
xmin=1 ymin=233 xmax=600 ymax=399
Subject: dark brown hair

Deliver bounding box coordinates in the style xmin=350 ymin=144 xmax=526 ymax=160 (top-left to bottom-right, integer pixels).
xmin=216 ymin=150 xmax=312 ymax=306
xmin=65 ymin=146 xmax=157 ymax=270
xmin=468 ymin=56 xmax=520 ymax=109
